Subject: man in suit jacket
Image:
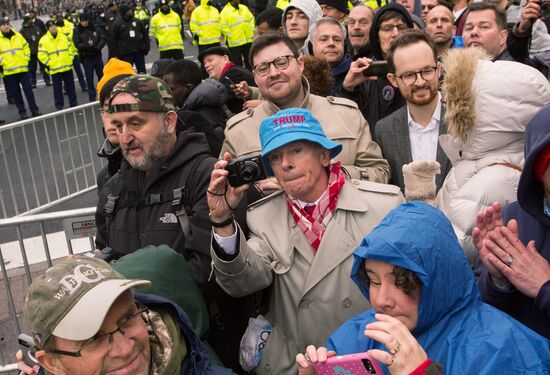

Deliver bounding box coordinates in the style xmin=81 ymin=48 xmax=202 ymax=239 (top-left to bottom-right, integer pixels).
xmin=375 ymin=30 xmax=451 ymax=193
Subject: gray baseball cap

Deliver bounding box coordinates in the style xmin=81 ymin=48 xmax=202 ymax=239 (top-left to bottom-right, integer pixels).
xmin=23 ymin=256 xmax=150 ymax=349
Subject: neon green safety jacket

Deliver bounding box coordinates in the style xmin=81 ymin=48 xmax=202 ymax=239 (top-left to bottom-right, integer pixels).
xmin=37 ymin=31 xmax=74 ymax=75
xmin=151 ymin=9 xmax=184 ymax=51
xmin=220 ymin=2 xmax=254 ymax=47
xmin=0 ymin=29 xmax=30 ymax=76
xmin=190 ymin=0 xmax=221 ymax=45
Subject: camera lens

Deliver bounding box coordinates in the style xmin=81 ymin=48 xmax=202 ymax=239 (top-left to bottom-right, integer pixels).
xmin=240 ymin=161 xmax=260 ymax=182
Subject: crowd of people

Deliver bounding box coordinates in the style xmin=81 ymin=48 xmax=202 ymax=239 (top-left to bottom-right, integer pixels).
xmin=12 ymin=0 xmax=550 ymax=374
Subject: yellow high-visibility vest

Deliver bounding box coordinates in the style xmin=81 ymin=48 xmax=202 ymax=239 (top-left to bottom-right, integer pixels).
xmin=151 ymin=9 xmax=184 ymax=51
xmin=220 ymin=3 xmax=254 ymax=47
xmin=37 ymin=31 xmax=74 ymax=75
xmin=0 ymin=29 xmax=30 ymax=75
xmin=190 ymin=0 xmax=222 ymax=45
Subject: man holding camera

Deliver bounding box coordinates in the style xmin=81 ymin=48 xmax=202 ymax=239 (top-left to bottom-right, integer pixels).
xmin=207 ymin=108 xmax=403 ymax=375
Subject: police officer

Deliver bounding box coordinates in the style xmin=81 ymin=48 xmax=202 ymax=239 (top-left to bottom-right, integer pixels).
xmin=220 ymin=0 xmax=254 ymax=69
xmin=55 ymin=13 xmax=87 ymax=92
xmin=38 ymin=21 xmax=78 ymax=110
xmin=113 ymin=4 xmax=149 ymax=73
xmin=190 ymin=0 xmax=222 ymax=54
xmin=133 ymin=0 xmax=150 ymax=32
xmin=73 ymin=13 xmax=105 ymax=101
xmin=0 ymin=18 xmax=41 ymax=120
xmin=151 ymin=0 xmax=184 ymax=59
xmin=19 ymin=15 xmax=43 ymax=88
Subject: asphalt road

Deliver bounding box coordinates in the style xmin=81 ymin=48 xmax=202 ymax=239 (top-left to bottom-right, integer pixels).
xmin=0 ymin=18 xmax=199 ymax=124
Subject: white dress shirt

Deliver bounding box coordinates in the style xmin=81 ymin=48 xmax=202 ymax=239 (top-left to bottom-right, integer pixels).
xmin=407 ymin=95 xmax=442 ymax=162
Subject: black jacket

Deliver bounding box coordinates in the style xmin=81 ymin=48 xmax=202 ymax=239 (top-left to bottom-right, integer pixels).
xmin=19 ymin=23 xmax=42 ymax=54
xmin=96 ymin=132 xmax=217 ymax=283
xmin=183 ymin=79 xmax=228 ymax=131
xmin=112 ymin=16 xmax=149 ymax=55
xmin=176 ymin=109 xmax=224 ymax=157
xmin=73 ymin=23 xmax=106 ymax=59
xmin=220 ymin=64 xmax=256 ymax=115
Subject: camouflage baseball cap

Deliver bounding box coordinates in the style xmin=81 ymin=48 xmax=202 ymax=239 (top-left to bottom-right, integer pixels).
xmin=23 ymin=256 xmax=150 ymax=349
xmin=108 ymin=75 xmax=176 ymax=113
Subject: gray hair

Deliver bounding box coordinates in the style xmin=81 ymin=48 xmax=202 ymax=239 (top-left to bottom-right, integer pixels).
xmin=310 ymin=17 xmax=347 ymax=42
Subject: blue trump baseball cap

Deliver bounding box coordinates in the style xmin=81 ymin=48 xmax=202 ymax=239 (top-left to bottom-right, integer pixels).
xmin=260 ymin=108 xmax=342 ymax=176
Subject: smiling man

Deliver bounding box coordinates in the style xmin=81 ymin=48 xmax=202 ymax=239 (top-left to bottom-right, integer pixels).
xmin=209 ymin=108 xmax=402 ymax=374
xmin=222 ymin=33 xmax=390 ymax=194
xmin=348 ymin=4 xmax=375 ymax=57
xmin=374 ymin=30 xmax=451 ymax=193
xmin=22 ymin=256 xmax=235 ymax=375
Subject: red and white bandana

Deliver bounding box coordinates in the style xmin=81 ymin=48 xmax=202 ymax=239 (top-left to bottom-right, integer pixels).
xmin=286 ymin=162 xmax=346 ymax=253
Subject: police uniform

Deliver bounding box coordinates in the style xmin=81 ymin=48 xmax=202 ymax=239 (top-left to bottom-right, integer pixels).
xmin=151 ymin=6 xmax=184 ymax=60
xmin=0 ymin=26 xmax=40 ymax=118
xmin=219 ymin=1 xmax=254 ymax=69
xmin=190 ymin=0 xmax=222 ymax=54
xmin=221 ymin=77 xmax=390 ymax=183
xmin=38 ymin=28 xmax=78 ymax=109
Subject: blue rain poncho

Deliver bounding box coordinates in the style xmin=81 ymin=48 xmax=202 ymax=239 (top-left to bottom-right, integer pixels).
xmin=327 ymin=202 xmax=550 ymax=374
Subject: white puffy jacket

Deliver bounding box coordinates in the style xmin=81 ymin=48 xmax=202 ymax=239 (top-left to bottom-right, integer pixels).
xmin=437 ymin=48 xmax=550 ymax=264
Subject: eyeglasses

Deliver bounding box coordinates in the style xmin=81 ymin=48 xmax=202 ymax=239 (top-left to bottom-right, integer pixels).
xmin=50 ymin=305 xmax=148 ymax=358
xmin=253 ymin=55 xmax=296 ymax=76
xmin=379 ymin=23 xmax=408 ymax=33
xmin=397 ymin=66 xmax=438 ymax=86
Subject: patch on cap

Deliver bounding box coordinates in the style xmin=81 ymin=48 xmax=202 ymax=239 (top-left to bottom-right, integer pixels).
xmin=108 ymin=75 xmax=175 ymax=113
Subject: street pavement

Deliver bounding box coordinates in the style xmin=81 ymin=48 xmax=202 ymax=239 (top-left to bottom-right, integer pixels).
xmin=0 ymin=16 xmax=200 ymax=124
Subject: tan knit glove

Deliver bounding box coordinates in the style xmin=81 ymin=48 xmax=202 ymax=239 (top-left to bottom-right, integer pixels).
xmin=402 ymin=160 xmax=441 ymax=205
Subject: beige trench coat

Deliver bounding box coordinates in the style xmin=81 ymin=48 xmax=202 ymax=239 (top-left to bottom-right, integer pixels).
xmin=211 ymin=180 xmax=403 ymax=374
xmin=220 ymin=79 xmax=390 ymax=183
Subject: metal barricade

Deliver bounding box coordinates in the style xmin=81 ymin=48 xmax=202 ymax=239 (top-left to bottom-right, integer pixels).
xmin=0 ymin=207 xmax=97 ymax=371
xmin=0 ymin=102 xmax=104 ymax=218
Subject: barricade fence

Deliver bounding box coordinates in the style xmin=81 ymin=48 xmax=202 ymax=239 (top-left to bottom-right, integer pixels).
xmin=0 ymin=102 xmax=105 ymax=218
xmin=0 ymin=207 xmax=97 ymax=372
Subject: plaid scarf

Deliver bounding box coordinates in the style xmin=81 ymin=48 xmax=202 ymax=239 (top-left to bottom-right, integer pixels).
xmin=286 ymin=162 xmax=346 ymax=252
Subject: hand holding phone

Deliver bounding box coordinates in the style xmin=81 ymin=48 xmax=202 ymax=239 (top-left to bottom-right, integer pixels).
xmin=18 ymin=333 xmax=39 ymax=367
xmin=313 ymin=352 xmax=383 ymax=375
xmin=363 ymin=61 xmax=389 ymax=77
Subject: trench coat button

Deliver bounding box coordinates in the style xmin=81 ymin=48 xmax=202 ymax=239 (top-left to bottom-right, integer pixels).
xmin=342 ymin=298 xmax=352 ymax=308
xmin=353 ymin=180 xmax=360 ymax=185
xmin=299 ymin=301 xmax=310 ymax=309
xmin=246 ymin=108 xmax=253 ymax=115
xmin=264 ymin=363 xmax=271 ymax=371
xmin=327 ymin=96 xmax=335 ymax=102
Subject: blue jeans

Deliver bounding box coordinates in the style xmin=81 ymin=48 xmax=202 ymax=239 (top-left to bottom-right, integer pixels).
xmin=82 ymin=55 xmax=104 ymax=101
xmin=3 ymin=72 xmax=39 ymax=116
xmin=52 ymin=70 xmax=77 ymax=110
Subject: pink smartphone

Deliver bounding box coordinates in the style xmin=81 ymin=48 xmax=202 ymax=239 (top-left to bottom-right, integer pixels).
xmin=313 ymin=352 xmax=383 ymax=375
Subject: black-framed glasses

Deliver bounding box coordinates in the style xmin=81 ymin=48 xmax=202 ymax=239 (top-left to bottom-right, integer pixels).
xmin=253 ymin=55 xmax=296 ymax=76
xmin=50 ymin=305 xmax=148 ymax=358
xmin=379 ymin=23 xmax=408 ymax=33
xmin=397 ymin=66 xmax=438 ymax=86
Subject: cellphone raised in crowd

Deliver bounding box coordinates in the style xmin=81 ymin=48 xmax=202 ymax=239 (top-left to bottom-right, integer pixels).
xmin=313 ymin=353 xmax=382 ymax=375
xmin=17 ymin=333 xmax=38 ymax=367
xmin=363 ymin=61 xmax=390 ymax=77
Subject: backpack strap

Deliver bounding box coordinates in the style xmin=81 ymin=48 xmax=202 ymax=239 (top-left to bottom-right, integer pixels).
xmin=172 ymin=153 xmax=211 ymax=238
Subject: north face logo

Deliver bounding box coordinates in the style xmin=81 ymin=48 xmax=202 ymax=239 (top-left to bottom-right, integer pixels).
xmin=159 ymin=213 xmax=178 ymax=224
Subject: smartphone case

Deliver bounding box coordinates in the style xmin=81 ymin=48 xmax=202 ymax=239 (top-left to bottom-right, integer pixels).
xmin=313 ymin=353 xmax=383 ymax=375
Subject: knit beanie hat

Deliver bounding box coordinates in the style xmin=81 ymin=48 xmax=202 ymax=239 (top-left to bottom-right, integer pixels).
xmin=318 ymin=0 xmax=348 ymax=14
xmin=97 ymin=58 xmax=136 ymax=98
